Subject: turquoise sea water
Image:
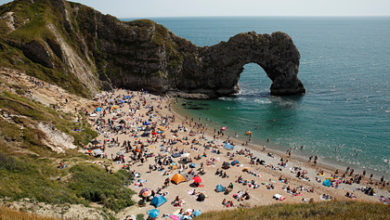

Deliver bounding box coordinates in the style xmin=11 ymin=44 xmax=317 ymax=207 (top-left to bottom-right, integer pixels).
xmin=125 ymin=17 xmax=390 ymax=178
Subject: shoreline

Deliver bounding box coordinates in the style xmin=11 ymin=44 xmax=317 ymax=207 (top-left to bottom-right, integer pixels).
xmin=170 ymin=97 xmax=389 ymax=187
xmin=171 ymin=97 xmax=389 ymax=181
xmin=86 ymin=89 xmax=389 ymax=219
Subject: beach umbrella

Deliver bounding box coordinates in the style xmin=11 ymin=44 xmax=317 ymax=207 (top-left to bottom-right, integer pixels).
xmin=169 ymin=215 xmax=180 ymax=220
xmin=193 ymin=210 xmax=202 ymax=216
xmin=193 ymin=176 xmax=202 ymax=184
xmin=142 ymin=190 xmax=152 ymax=197
xmin=96 ymin=107 xmax=102 ymax=112
xmin=189 ymin=163 xmax=196 ymax=168
xmin=231 ymin=160 xmax=239 ymax=166
xmin=147 ymin=209 xmax=159 ymax=218
xmin=120 ymin=100 xmax=125 ymax=103
xmin=221 ymin=126 xmax=226 ymax=130
xmin=139 ymin=188 xmax=151 ymax=196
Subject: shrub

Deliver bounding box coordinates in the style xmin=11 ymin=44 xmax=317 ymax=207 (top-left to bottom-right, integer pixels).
xmin=68 ymin=164 xmax=134 ymax=212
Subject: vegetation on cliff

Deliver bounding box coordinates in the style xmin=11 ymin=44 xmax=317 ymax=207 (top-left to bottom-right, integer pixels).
xmin=0 ymin=0 xmax=92 ymax=97
xmin=0 ymin=92 xmax=134 ymax=213
xmin=0 ymin=72 xmax=134 ymax=217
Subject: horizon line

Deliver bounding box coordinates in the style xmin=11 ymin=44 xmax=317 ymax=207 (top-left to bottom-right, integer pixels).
xmin=119 ymin=15 xmax=390 ymax=19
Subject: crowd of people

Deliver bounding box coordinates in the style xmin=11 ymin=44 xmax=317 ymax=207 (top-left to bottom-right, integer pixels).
xmin=81 ymin=89 xmax=389 ymax=219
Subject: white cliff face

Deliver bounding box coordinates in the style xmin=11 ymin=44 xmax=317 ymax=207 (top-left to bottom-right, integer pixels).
xmin=37 ymin=122 xmax=76 ymax=153
xmin=46 ymin=23 xmax=100 ymax=95
xmin=0 ymin=12 xmax=16 ymax=33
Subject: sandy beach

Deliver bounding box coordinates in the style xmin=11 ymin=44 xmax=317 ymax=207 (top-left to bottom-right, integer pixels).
xmin=83 ymin=89 xmax=390 ymax=219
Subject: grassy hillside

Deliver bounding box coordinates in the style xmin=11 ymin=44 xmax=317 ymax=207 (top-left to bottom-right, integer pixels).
xmin=195 ymin=201 xmax=390 ymax=220
xmin=0 ymin=0 xmax=93 ymax=97
xmin=0 ymin=89 xmax=134 ymax=216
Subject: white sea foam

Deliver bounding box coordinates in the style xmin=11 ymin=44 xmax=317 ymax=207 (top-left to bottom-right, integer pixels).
xmin=254 ymin=99 xmax=272 ymax=104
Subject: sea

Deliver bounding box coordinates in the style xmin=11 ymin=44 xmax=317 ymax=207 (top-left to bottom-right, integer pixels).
xmin=123 ymin=17 xmax=390 ymax=178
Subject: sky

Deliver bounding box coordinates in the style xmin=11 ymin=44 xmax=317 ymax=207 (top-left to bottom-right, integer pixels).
xmin=1 ymin=0 xmax=390 ymax=18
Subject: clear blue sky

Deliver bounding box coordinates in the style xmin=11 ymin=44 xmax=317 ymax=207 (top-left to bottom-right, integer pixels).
xmin=1 ymin=0 xmax=390 ymax=18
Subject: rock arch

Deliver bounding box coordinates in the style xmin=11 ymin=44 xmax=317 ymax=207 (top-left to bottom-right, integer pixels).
xmin=175 ymin=31 xmax=305 ymax=98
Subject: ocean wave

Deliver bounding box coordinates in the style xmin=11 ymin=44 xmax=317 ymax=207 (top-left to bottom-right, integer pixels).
xmin=254 ymin=99 xmax=272 ymax=104
xmin=218 ymin=97 xmax=235 ymax=101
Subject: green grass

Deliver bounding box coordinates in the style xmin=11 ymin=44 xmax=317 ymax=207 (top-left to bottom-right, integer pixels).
xmin=0 ymin=39 xmax=90 ymax=97
xmin=0 ymin=153 xmax=134 ymax=212
xmin=0 ymin=0 xmax=93 ymax=97
xmin=0 ymin=90 xmax=134 ymax=213
xmin=68 ymin=164 xmax=135 ymax=212
xmin=195 ymin=201 xmax=390 ymax=220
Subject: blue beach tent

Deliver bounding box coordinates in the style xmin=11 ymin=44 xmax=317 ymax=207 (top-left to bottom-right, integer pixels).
xmin=322 ymin=179 xmax=331 ymax=187
xmin=215 ymin=184 xmax=225 ymax=192
xmin=150 ymin=195 xmax=167 ymax=208
xmin=224 ymin=143 xmax=234 ymax=150
xmin=194 ymin=210 xmax=202 ymax=217
xmin=147 ymin=209 xmax=160 ymax=218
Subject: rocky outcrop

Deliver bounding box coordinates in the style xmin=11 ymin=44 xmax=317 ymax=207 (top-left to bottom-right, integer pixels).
xmin=0 ymin=0 xmax=305 ymax=98
xmin=71 ymin=3 xmax=305 ymax=98
xmin=179 ymin=31 xmax=305 ymax=97
xmin=22 ymin=40 xmax=53 ymax=68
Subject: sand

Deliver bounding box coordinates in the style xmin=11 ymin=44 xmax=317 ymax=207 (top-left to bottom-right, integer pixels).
xmin=84 ymin=89 xmax=389 ymax=220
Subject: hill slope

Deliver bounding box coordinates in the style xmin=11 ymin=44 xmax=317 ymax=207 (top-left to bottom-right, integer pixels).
xmin=0 ymin=68 xmax=133 ymax=219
